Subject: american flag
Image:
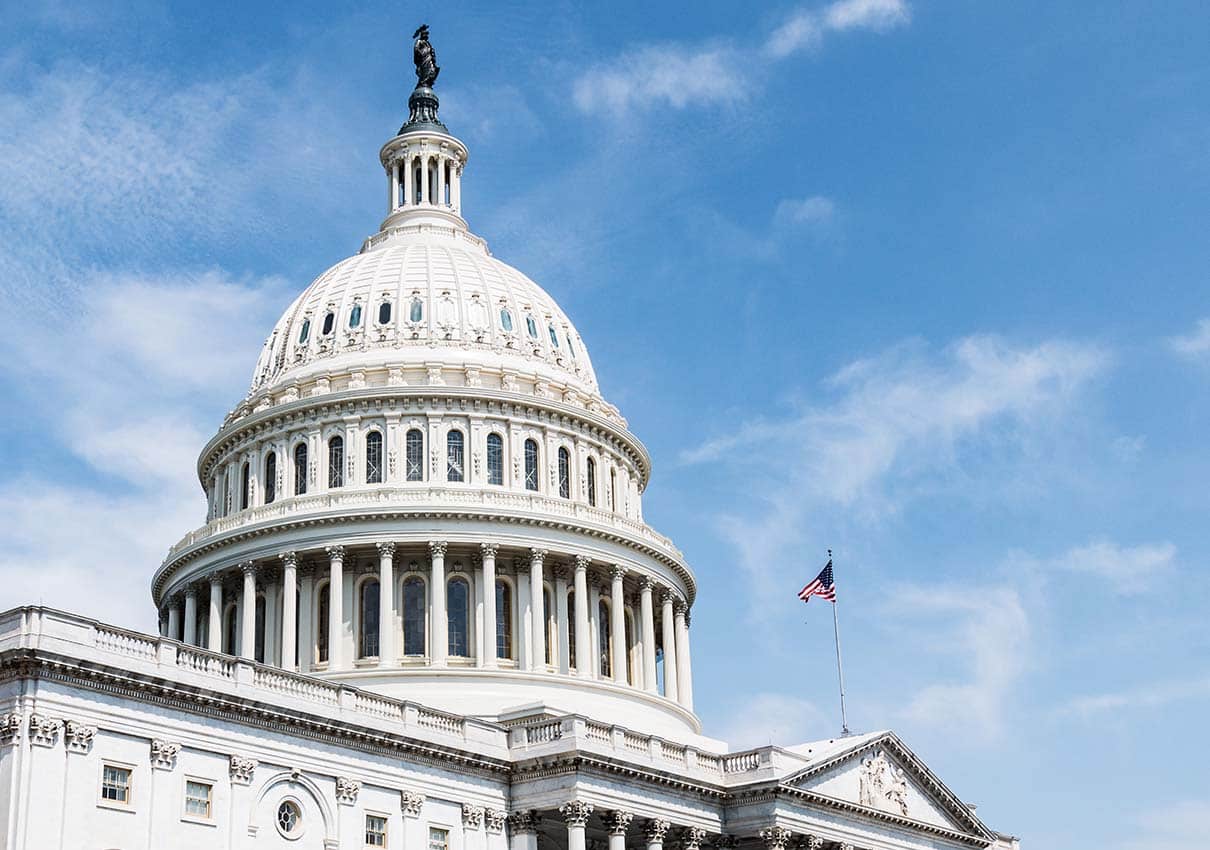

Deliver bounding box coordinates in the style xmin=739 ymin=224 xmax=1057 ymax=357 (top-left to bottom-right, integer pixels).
xmin=798 ymin=559 xmax=836 ymax=604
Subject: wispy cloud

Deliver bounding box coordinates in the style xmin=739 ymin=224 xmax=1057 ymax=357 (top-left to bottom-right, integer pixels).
xmin=714 ymin=692 xmax=830 ymax=749
xmin=774 ymin=195 xmax=836 ymax=228
xmin=572 ymin=0 xmax=910 ymax=115
xmin=1168 ymin=317 xmax=1210 ymax=359
xmin=1055 ymin=674 xmax=1210 ymax=719
xmin=1119 ymin=800 xmax=1210 ymax=850
xmin=1055 ymin=540 xmax=1176 ymax=595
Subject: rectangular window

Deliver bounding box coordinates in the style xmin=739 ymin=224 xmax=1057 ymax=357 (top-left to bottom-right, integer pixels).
xmin=184 ymin=779 xmax=213 ymax=819
xmin=406 ymin=429 xmax=424 ymax=481
xmin=429 ymin=827 xmax=450 ymax=850
xmin=366 ymin=813 xmax=388 ymax=847
xmin=101 ymin=764 xmax=132 ymax=805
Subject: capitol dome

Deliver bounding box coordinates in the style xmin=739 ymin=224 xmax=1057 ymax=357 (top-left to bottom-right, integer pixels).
xmin=153 ymin=66 xmax=703 ymax=745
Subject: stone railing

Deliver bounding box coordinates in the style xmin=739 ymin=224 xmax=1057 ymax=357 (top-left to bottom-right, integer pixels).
xmin=0 ymin=607 xmax=509 ymax=761
xmin=160 ymin=485 xmax=684 ymax=565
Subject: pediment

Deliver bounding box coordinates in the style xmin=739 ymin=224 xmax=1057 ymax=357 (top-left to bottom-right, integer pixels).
xmin=779 ymin=733 xmax=990 ymax=840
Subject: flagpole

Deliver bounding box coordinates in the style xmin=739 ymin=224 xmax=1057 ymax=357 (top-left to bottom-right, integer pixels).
xmin=829 ymin=550 xmax=851 ymax=736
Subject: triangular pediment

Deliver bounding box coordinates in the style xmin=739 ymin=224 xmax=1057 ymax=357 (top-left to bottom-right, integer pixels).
xmin=779 ymin=732 xmax=990 ymax=839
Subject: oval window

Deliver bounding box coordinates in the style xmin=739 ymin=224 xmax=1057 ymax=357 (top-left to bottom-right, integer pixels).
xmin=321 ymin=312 xmax=335 ymax=335
xmin=298 ymin=319 xmax=310 ymax=344
xmin=500 ymin=308 xmax=513 ymax=332
xmin=378 ymin=302 xmax=392 ymax=324
xmin=349 ymin=303 xmax=362 ymax=328
xmin=526 ymin=316 xmax=538 ymax=338
xmin=409 ymin=297 xmax=423 ymax=322
xmin=548 ymin=325 xmax=559 ymax=348
xmin=276 ymin=800 xmax=302 ymax=837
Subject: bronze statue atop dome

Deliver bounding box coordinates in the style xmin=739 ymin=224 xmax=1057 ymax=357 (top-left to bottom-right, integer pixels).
xmin=413 ymin=25 xmax=440 ymax=87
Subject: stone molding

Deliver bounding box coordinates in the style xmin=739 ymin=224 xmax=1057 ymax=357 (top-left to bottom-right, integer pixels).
xmin=462 ymin=803 xmax=485 ymax=829
xmin=0 ymin=713 xmax=23 ymax=746
xmin=401 ymin=790 xmax=426 ymax=817
xmin=230 ymin=754 xmax=258 ymax=784
xmin=484 ymin=809 xmax=506 ymax=833
xmin=65 ymin=720 xmax=97 ymax=754
xmin=150 ymin=739 xmax=181 ymax=770
xmin=28 ymin=714 xmax=61 ymax=748
xmin=335 ymin=776 xmax=361 ymax=805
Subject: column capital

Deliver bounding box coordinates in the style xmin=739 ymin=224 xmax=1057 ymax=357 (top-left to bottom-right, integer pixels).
xmin=279 ymin=551 xmax=299 ymax=569
xmin=507 ymin=810 xmax=540 ymax=835
xmin=530 ymin=547 xmax=548 ymax=566
xmin=208 ymin=572 xmax=224 ymax=586
xmin=677 ymin=828 xmax=708 ymax=850
xmin=461 ymin=803 xmax=485 ymax=829
xmin=429 ymin=540 xmax=448 ymax=558
xmin=801 ymin=837 xmax=825 ymax=850
xmin=480 ymin=542 xmax=499 ymax=558
xmin=604 ymin=810 xmax=634 ymax=836
xmin=325 ymin=545 xmax=345 ymax=561
xmin=560 ymin=801 xmax=594 ymax=827
xmin=640 ymin=575 xmax=656 ymax=592
xmin=661 ymin=589 xmax=678 ymax=607
xmin=574 ymin=554 xmax=591 ymax=572
xmin=401 ymin=790 xmax=425 ymax=817
xmin=714 ymin=837 xmax=740 ymax=850
xmin=377 ymin=541 xmax=396 ymax=558
xmin=675 ymin=600 xmax=689 ymax=617
xmin=183 ymin=585 xmax=198 ymax=600
xmin=644 ymin=820 xmax=672 ymax=844
xmin=239 ymin=560 xmax=256 ymax=577
xmin=610 ymin=564 xmax=627 ymax=582
xmin=759 ymin=827 xmax=794 ymax=850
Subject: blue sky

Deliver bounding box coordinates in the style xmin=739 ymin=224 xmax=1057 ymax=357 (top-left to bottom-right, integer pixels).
xmin=1 ymin=1 xmax=1208 ymax=846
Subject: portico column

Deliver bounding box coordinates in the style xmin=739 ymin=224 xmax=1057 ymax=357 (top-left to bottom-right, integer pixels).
xmin=208 ymin=575 xmax=223 ymax=652
xmin=605 ymin=811 xmax=633 ymax=850
xmin=660 ymin=591 xmax=678 ymax=702
xmin=239 ymin=562 xmax=256 ymax=660
xmin=480 ymin=544 xmax=498 ymax=668
xmin=640 ymin=578 xmax=657 ymax=693
xmin=573 ymin=556 xmax=591 ymax=676
xmin=280 ymin=551 xmax=298 ymax=670
xmin=507 ymin=811 xmax=539 ymax=850
xmin=560 ymin=802 xmax=593 ymax=850
xmin=529 ymin=549 xmax=547 ymax=670
xmin=610 ymin=566 xmax=627 ymax=684
xmin=676 ymin=602 xmax=694 ymax=710
xmin=430 ymin=541 xmax=448 ymax=666
xmin=183 ymin=588 xmax=198 ymax=645
xmin=377 ymin=542 xmax=395 ymax=666
xmin=681 ymin=828 xmax=708 ymax=850
xmin=325 ymin=546 xmax=344 ymax=670
xmin=644 ymin=819 xmax=671 ymax=850
xmin=554 ymin=566 xmax=570 ymax=674
xmin=167 ymin=597 xmax=182 ymax=642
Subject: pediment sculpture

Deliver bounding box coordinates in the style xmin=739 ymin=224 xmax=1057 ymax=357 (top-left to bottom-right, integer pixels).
xmin=858 ymin=749 xmax=909 ymax=816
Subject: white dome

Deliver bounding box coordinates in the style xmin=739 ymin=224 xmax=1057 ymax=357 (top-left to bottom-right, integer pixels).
xmin=249 ymin=226 xmax=600 ymax=402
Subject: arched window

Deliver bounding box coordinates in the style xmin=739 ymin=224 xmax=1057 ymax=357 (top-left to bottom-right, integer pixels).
xmin=409 ymin=297 xmax=423 ymax=323
xmin=495 ymin=580 xmax=512 ymax=660
xmin=294 ymin=443 xmax=308 ymax=496
xmin=610 ymin=468 xmax=617 ymax=511
xmin=298 ymin=318 xmax=310 ymax=344
xmin=223 ymin=604 xmax=238 ymax=655
xmin=378 ymin=301 xmax=393 ymax=324
xmin=359 ymin=579 xmax=380 ymax=659
xmin=447 ymin=577 xmax=470 ymax=657
xmin=240 ymin=462 xmax=250 ymax=511
xmin=486 ymin=433 xmax=504 ymax=485
xmin=328 ymin=436 xmax=344 ymax=488
xmin=264 ymin=451 xmax=277 ymax=504
xmin=446 ymin=430 xmax=464 ymax=482
xmin=254 ymin=595 xmax=266 ymax=663
xmin=349 ymin=302 xmax=362 ymax=328
xmin=548 ymin=325 xmax=560 ymax=348
xmin=316 ymin=583 xmax=330 ymax=664
xmin=402 ymin=577 xmax=426 ymax=656
xmin=524 ymin=439 xmax=539 ymax=492
xmin=586 ymin=457 xmax=597 ymax=507
xmin=405 ymin=429 xmax=424 ymax=481
xmin=598 ymin=599 xmax=612 ymax=678
xmin=525 ymin=315 xmax=538 ymax=338
xmin=543 ymin=587 xmax=554 ymax=666
xmin=567 ymin=591 xmax=577 ymax=670
xmin=321 ymin=311 xmax=335 ymax=335
xmin=558 ymin=447 xmax=571 ymax=499
xmin=365 ymin=431 xmax=383 ymax=484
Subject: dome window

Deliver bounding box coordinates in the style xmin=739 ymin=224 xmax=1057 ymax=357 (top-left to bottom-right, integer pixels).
xmin=548 ymin=325 xmax=560 ymax=348
xmin=409 ymin=297 xmax=424 ymax=323
xmin=298 ymin=319 xmax=310 ymax=344
xmin=566 ymin=334 xmax=576 ymax=358
xmin=500 ymin=308 xmax=514 ymax=332
xmin=525 ymin=315 xmax=538 ymax=338
xmin=378 ymin=301 xmax=393 ymax=324
xmin=349 ymin=303 xmax=362 ymax=328
xmin=321 ymin=311 xmax=335 ymax=335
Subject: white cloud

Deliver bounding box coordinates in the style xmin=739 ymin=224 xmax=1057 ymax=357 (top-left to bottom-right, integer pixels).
xmin=890 ymin=584 xmax=1028 ymax=740
xmin=1056 ymin=540 xmax=1176 ymax=595
xmin=1168 ymin=317 xmax=1210 ymax=358
xmin=713 ymin=692 xmax=830 ymax=749
xmin=1119 ymin=800 xmax=1210 ymax=850
xmin=1055 ymin=674 xmax=1210 ymax=719
xmin=572 ymin=43 xmax=746 ymax=115
xmin=774 ymin=195 xmax=836 ymax=227
xmin=767 ymin=0 xmax=911 ymax=59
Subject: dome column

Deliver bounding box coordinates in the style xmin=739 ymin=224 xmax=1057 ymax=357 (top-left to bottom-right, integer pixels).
xmin=326 ymin=546 xmax=345 ymax=670
xmin=239 ymin=562 xmax=257 ymax=661
xmin=420 ymin=154 xmax=431 ymax=206
xmin=390 ymin=161 xmax=401 ymax=213
xmin=479 ymin=544 xmax=498 ymax=668
xmin=166 ymin=597 xmax=182 ymax=642
xmin=280 ymin=552 xmax=298 ymax=670
xmin=430 ymin=541 xmax=447 ymax=666
xmin=183 ymin=587 xmax=198 ymax=645
xmin=435 ymin=155 xmax=446 ymax=207
xmin=404 ymin=156 xmax=415 ymax=206
xmin=675 ymin=602 xmax=693 ymax=710
xmin=610 ymin=566 xmax=627 ymax=684
xmin=639 ymin=578 xmax=657 ymax=693
xmin=529 ymin=549 xmax=547 ymax=671
xmin=660 ymin=591 xmax=678 ymax=702
xmin=377 ymin=543 xmax=396 ymax=667
xmin=554 ymin=566 xmax=570 ymax=674
xmin=573 ymin=556 xmax=591 ymax=676
xmin=207 ymin=575 xmax=223 ymax=653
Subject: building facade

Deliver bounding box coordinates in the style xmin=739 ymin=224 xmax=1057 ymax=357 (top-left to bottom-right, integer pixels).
xmin=0 ymin=37 xmax=1019 ymax=850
